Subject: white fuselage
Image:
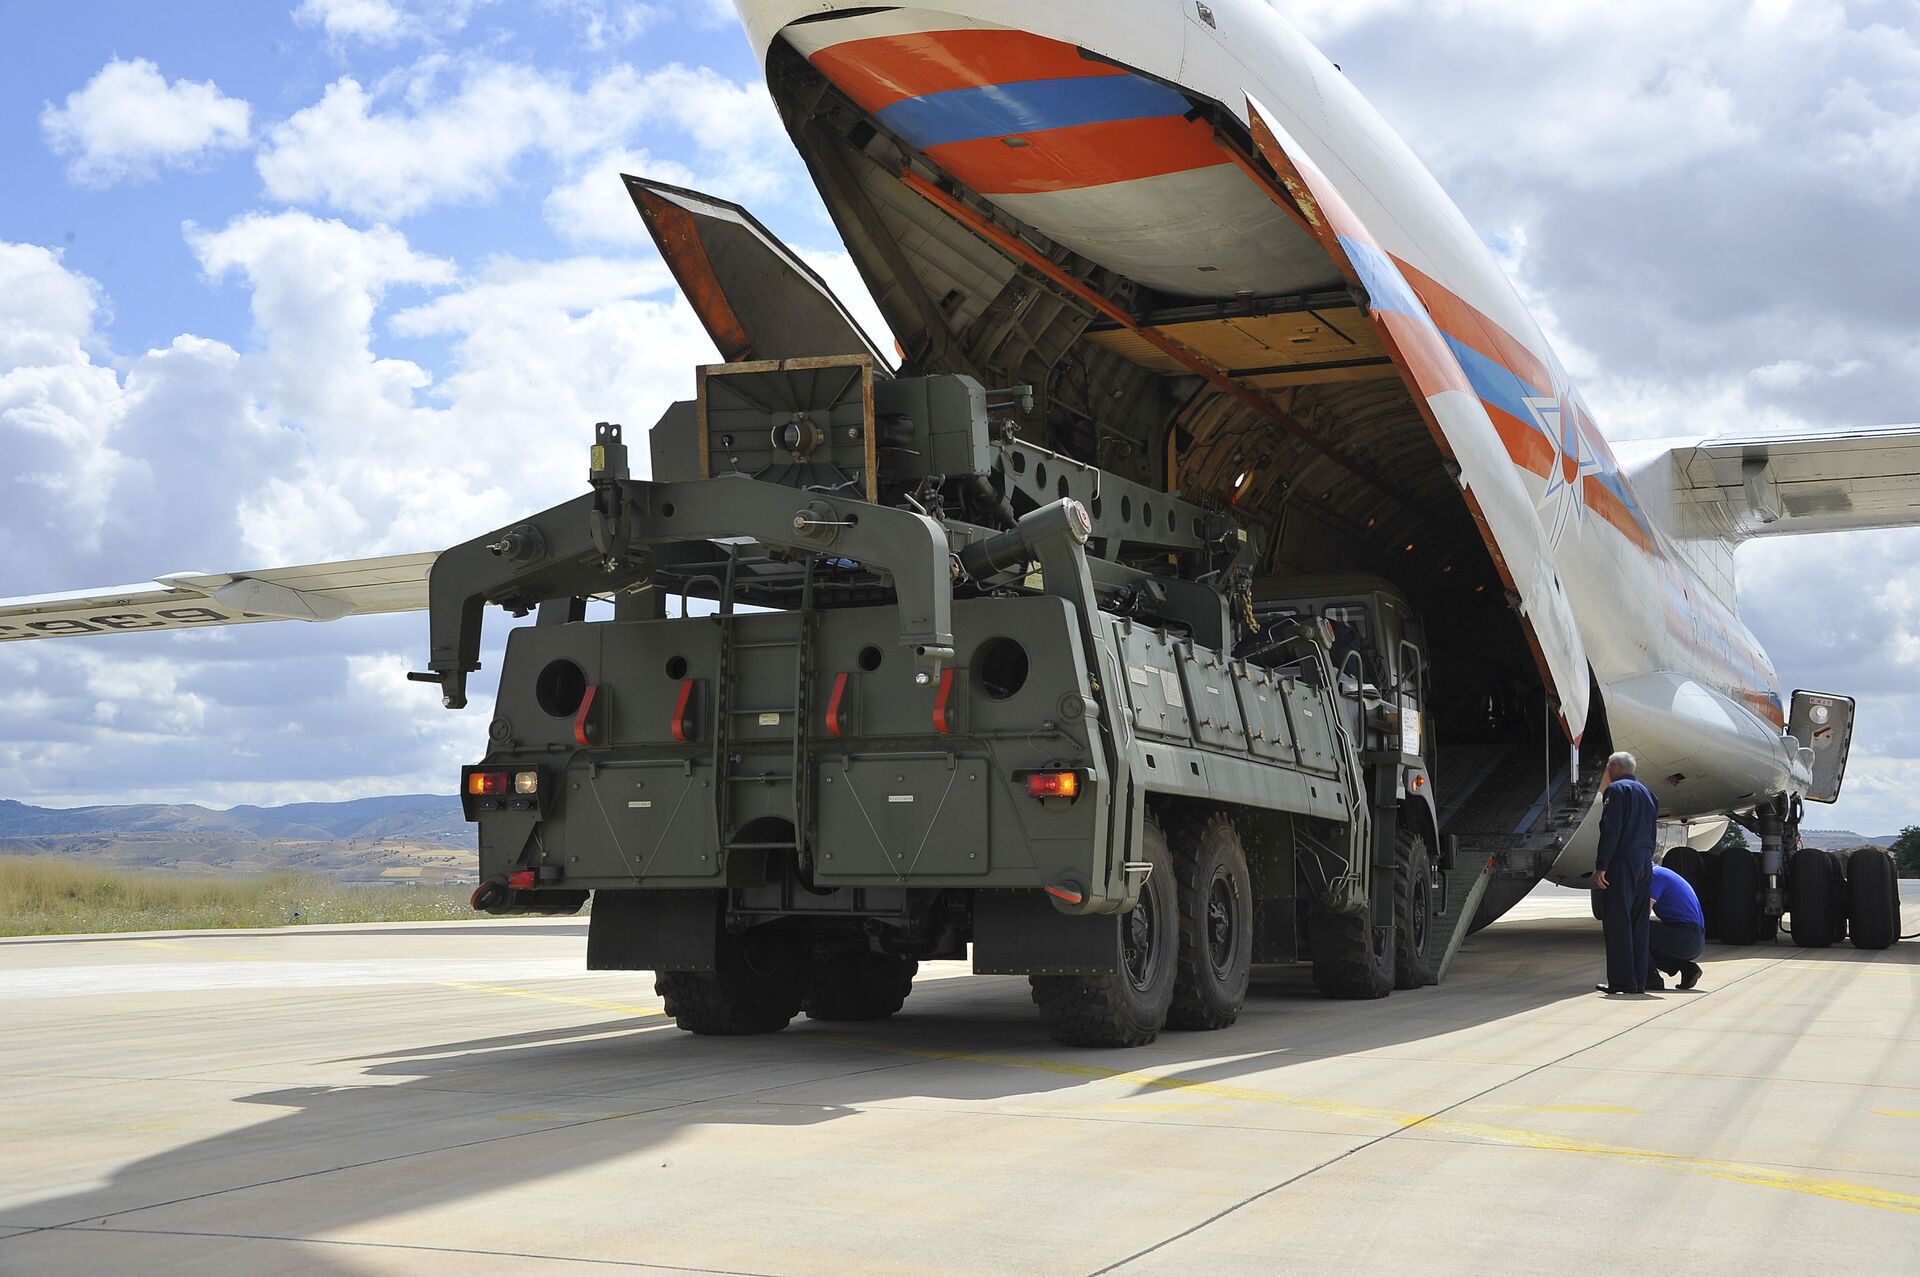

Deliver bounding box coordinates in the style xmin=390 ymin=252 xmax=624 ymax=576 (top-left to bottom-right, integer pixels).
xmin=733 ymin=0 xmax=1797 ymax=876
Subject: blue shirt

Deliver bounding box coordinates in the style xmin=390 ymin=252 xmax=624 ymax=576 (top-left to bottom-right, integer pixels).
xmin=1650 ymin=865 xmax=1706 ymax=929
xmin=1596 ymin=777 xmax=1659 ymax=876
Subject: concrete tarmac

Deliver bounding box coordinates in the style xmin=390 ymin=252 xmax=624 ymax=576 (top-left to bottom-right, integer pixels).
xmin=2 ymin=885 xmax=1917 ymax=1276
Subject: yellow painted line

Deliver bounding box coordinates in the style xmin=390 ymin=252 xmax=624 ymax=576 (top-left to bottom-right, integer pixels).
xmin=1872 ymin=1109 xmax=1920 ymax=1120
xmin=800 ymin=1034 xmax=1920 ymax=1216
xmin=435 ymin=979 xmax=666 ymax=1021
xmin=126 ymin=939 xmax=271 ymax=962
xmin=1478 ymin=1103 xmax=1642 ymax=1116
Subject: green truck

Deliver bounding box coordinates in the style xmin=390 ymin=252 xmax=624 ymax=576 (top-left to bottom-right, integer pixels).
xmin=423 ymin=354 xmax=1450 ymax=1047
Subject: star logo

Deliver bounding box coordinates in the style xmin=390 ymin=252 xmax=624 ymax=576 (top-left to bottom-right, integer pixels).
xmin=1524 ymin=394 xmax=1602 ymax=550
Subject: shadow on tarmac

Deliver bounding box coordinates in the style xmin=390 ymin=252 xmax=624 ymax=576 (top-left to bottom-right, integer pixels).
xmin=5 ymin=912 xmax=1913 ymax=1272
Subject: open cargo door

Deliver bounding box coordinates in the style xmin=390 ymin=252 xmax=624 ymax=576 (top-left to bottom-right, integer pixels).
xmin=625 ymin=175 xmax=894 ymax=371
xmin=1789 ymin=690 xmax=1855 ymax=803
xmin=1244 ymin=98 xmax=1590 ymax=741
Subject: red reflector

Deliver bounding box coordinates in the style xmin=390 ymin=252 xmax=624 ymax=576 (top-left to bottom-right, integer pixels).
xmin=671 ymin=679 xmax=695 ymax=742
xmin=573 ymin=684 xmax=600 ymax=747
xmin=507 ymin=869 xmax=537 ymax=890
xmin=467 ymin=771 xmax=508 ymax=796
xmin=1026 ymin=771 xmax=1080 ymax=799
xmin=932 ymin=667 xmax=956 ymax=734
xmin=825 ymin=672 xmax=850 ymax=737
xmin=1044 ymin=883 xmax=1084 ymax=905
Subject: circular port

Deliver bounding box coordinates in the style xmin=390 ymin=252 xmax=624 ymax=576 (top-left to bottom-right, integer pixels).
xmin=664 ymin=654 xmax=689 ymax=681
xmin=858 ymin=645 xmax=883 ymax=672
xmin=535 ymin=659 xmax=588 ymax=718
xmin=972 ymin=637 xmax=1029 ymax=701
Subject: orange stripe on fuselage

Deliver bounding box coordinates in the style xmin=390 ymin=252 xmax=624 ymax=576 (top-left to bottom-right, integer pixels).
xmin=925 ymin=114 xmax=1227 ymax=195
xmin=808 ymin=29 xmax=1128 ymax=115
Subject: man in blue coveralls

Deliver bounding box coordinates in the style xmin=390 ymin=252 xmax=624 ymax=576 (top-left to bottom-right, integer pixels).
xmin=1647 ymin=863 xmax=1706 ymax=991
xmin=1593 ymin=751 xmax=1658 ymax=994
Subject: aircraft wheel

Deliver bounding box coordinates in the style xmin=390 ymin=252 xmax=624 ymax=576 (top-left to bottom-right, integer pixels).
xmin=1717 ymin=849 xmax=1762 ymax=946
xmin=1166 ymin=813 xmax=1253 ymax=1030
xmin=1030 ymin=818 xmax=1178 ymax=1047
xmin=1846 ymin=847 xmax=1900 ymax=950
xmin=1697 ymin=850 xmax=1722 ymax=939
xmin=1787 ymin=847 xmax=1840 ymax=948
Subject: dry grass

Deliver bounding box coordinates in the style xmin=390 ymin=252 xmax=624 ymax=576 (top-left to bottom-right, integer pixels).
xmin=0 ymin=856 xmax=476 ymax=937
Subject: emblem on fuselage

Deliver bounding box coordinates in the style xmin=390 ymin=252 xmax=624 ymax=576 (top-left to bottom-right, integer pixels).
xmin=1524 ymin=394 xmax=1602 ymax=550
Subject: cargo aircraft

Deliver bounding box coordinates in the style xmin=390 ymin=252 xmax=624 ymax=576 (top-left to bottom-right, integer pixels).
xmin=6 ymin=0 xmax=1916 ymax=941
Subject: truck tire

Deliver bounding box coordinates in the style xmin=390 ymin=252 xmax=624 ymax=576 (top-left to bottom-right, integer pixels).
xmin=1393 ymin=830 xmax=1436 ymax=989
xmin=1310 ymin=902 xmax=1394 ymax=1000
xmin=803 ymin=952 xmax=918 ymax=1022
xmin=1846 ymin=847 xmax=1900 ymax=950
xmin=655 ymin=927 xmax=806 ymax=1035
xmin=1717 ymin=849 xmax=1762 ymax=946
xmin=1030 ymin=819 xmax=1179 ymax=1047
xmin=1788 ymin=846 xmax=1840 ymax=949
xmin=1166 ymin=813 xmax=1253 ymax=1030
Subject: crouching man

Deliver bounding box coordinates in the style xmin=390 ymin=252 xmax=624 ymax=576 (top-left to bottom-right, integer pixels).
xmin=1648 ymin=863 xmax=1706 ymax=991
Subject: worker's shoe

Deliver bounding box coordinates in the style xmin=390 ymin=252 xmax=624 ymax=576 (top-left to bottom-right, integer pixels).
xmin=1595 ymin=984 xmax=1629 ymax=995
xmin=1645 ymin=976 xmax=1667 ymax=991
xmin=1678 ymin=961 xmax=1703 ymax=991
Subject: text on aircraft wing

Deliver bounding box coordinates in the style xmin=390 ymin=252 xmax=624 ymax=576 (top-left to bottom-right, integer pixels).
xmin=624 ymin=175 xmax=895 ymax=371
xmin=1666 ymin=425 xmax=1920 ymax=540
xmin=1242 ymin=97 xmax=1591 ymax=740
xmin=0 ymin=552 xmax=437 ymax=643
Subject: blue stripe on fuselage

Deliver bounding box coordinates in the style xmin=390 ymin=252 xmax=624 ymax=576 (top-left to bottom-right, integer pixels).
xmin=874 ymin=74 xmax=1191 ymax=149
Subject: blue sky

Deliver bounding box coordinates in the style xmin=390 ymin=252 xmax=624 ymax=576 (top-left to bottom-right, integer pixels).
xmin=1 ymin=0 xmax=1917 ymax=838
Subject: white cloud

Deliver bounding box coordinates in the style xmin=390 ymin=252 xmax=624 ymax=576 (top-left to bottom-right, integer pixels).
xmin=257 ymin=57 xmax=791 ymax=223
xmin=40 ymin=58 xmax=251 ymax=186
xmin=295 ymin=0 xmax=414 ymax=45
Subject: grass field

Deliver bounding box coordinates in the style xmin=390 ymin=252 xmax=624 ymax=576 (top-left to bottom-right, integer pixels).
xmin=0 ymin=857 xmax=481 ymax=937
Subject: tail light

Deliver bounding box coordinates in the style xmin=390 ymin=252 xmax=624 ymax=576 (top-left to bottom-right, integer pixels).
xmin=467 ymin=771 xmax=509 ymax=796
xmin=1026 ymin=771 xmax=1081 ymax=800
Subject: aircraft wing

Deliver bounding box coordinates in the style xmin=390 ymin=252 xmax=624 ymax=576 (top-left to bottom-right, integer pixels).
xmin=1668 ymin=424 xmax=1920 ymax=539
xmin=0 ymin=553 xmax=436 ymax=643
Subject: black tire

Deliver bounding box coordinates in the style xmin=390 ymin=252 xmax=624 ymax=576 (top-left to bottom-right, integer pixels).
xmin=1827 ymin=851 xmax=1850 ymax=942
xmin=1030 ymin=819 xmax=1179 ymax=1047
xmin=1310 ymin=892 xmax=1394 ymax=1001
xmin=1788 ymin=846 xmax=1840 ymax=948
xmin=1393 ymin=830 xmax=1437 ymax=990
xmin=803 ymin=951 xmax=919 ymax=1022
xmin=1697 ymin=850 xmax=1721 ymax=940
xmin=1717 ymin=848 xmax=1762 ymax=946
xmin=655 ymin=927 xmax=806 ymax=1035
xmin=1166 ymin=813 xmax=1254 ymax=1030
xmin=1847 ymin=846 xmax=1900 ymax=950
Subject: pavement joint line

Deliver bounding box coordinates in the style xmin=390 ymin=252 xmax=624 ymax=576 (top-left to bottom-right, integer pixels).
xmin=5 ymin=1224 xmax=787 ymax=1274
xmin=1085 ymin=948 xmax=1920 ymax=1272
xmin=6 ymin=1043 xmax=940 ymax=1241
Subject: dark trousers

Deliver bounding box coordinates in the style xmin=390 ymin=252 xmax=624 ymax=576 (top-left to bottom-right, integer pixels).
xmin=1601 ymin=859 xmax=1652 ymax=992
xmin=1650 ymin=920 xmax=1705 ymax=976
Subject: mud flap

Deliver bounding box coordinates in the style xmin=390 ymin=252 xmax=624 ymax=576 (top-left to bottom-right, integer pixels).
xmin=587 ymin=889 xmax=723 ymax=973
xmin=972 ymin=890 xmax=1120 ymax=975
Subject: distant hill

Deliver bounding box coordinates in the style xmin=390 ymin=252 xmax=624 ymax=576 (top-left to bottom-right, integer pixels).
xmin=0 ymin=795 xmax=470 ymax=884
xmin=1800 ymin=829 xmax=1900 ymax=851
xmin=0 ymin=794 xmax=465 ymax=843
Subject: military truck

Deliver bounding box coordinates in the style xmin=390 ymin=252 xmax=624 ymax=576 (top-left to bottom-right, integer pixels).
xmin=423 ymin=354 xmax=1446 ymax=1047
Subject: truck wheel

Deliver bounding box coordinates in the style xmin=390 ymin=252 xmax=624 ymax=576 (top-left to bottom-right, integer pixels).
xmin=1166 ymin=814 xmax=1253 ymax=1030
xmin=1030 ymin=819 xmax=1179 ymax=1047
xmin=655 ymin=927 xmax=806 ymax=1035
xmin=1310 ymin=902 xmax=1393 ymax=1000
xmin=1846 ymin=847 xmax=1900 ymax=950
xmin=1788 ymin=847 xmax=1839 ymax=948
xmin=1393 ymin=830 xmax=1436 ymax=989
xmin=803 ymin=952 xmax=919 ymax=1022
xmin=1717 ymin=849 xmax=1761 ymax=946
